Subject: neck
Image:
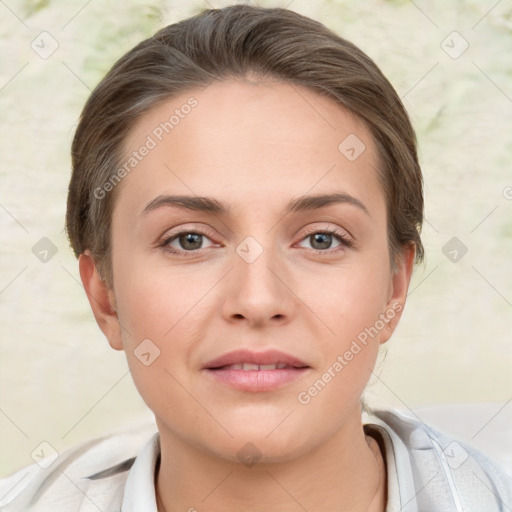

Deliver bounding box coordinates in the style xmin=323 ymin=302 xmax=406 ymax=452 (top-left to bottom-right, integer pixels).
xmin=155 ymin=409 xmax=386 ymax=512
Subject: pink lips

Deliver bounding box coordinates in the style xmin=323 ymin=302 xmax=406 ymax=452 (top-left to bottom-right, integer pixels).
xmin=203 ymin=348 xmax=310 ymax=392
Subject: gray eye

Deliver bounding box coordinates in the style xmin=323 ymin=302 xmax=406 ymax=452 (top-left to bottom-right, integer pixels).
xmin=164 ymin=230 xmax=216 ymax=254
xmin=178 ymin=233 xmax=203 ymax=250
xmin=310 ymin=233 xmax=334 ymax=250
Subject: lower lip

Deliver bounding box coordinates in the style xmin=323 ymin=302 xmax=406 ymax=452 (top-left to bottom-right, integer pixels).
xmin=203 ymin=368 xmax=310 ymax=392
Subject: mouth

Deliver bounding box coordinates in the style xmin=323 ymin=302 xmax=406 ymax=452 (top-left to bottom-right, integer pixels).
xmin=203 ymin=349 xmax=311 ymax=392
xmin=210 ymin=362 xmax=304 ymax=371
xmin=203 ymin=348 xmax=309 ymax=370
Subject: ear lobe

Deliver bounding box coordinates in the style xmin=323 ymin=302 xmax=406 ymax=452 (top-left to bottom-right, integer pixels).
xmin=78 ymin=251 xmax=123 ymax=351
xmin=380 ymin=244 xmax=416 ymax=344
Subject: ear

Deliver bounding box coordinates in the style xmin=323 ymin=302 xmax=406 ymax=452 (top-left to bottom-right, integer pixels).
xmin=78 ymin=251 xmax=123 ymax=351
xmin=379 ymin=244 xmax=416 ymax=344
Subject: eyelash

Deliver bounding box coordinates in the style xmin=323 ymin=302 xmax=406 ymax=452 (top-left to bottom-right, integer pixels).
xmin=159 ymin=228 xmax=353 ymax=256
xmin=299 ymin=229 xmax=354 ymax=253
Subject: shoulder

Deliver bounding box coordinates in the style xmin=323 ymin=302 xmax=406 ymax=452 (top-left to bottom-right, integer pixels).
xmin=365 ymin=407 xmax=512 ymax=511
xmin=0 ymin=422 xmax=157 ymax=511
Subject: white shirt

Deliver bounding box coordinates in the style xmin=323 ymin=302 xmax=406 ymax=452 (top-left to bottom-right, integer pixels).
xmin=1 ymin=408 xmax=510 ymax=511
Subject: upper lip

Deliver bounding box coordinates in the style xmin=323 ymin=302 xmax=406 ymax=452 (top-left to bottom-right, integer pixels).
xmin=203 ymin=349 xmax=309 ymax=369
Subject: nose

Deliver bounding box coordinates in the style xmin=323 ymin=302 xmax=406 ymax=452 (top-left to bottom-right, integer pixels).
xmin=221 ymin=241 xmax=294 ymax=328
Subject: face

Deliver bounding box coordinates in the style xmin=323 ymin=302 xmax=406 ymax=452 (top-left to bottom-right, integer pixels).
xmin=81 ymin=79 xmax=413 ymax=464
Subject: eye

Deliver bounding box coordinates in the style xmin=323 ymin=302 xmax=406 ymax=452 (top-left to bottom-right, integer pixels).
xmin=162 ymin=231 xmax=217 ymax=254
xmin=297 ymin=230 xmax=353 ymax=252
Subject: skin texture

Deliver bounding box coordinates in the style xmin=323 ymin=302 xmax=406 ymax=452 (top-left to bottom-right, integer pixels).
xmin=79 ymin=79 xmax=415 ymax=511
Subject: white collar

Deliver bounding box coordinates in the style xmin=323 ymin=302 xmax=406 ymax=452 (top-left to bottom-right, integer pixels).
xmin=121 ymin=432 xmax=160 ymax=512
xmin=119 ymin=419 xmax=411 ymax=512
xmin=363 ymin=415 xmax=418 ymax=512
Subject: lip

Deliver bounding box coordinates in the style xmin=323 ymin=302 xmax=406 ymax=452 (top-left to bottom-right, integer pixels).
xmin=203 ymin=348 xmax=309 ymax=370
xmin=202 ymin=348 xmax=310 ymax=392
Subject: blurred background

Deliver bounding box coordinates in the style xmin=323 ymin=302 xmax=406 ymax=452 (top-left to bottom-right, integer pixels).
xmin=1 ymin=0 xmax=511 ymax=478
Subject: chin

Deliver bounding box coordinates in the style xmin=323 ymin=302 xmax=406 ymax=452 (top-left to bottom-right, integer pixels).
xmin=220 ymin=422 xmax=317 ymax=466
xmin=222 ymin=436 xmax=313 ymax=467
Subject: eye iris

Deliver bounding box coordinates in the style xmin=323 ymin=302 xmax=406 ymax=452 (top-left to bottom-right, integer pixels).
xmin=179 ymin=233 xmax=202 ymax=250
xmin=311 ymin=233 xmax=332 ymax=250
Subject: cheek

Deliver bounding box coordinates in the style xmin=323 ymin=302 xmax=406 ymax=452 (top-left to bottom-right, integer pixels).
xmin=112 ymin=267 xmax=208 ymax=415
xmin=299 ymin=260 xmax=391 ymax=390
xmin=113 ymin=255 xmax=204 ymax=338
xmin=305 ymin=262 xmax=391 ymax=335
xmin=295 ymin=273 xmax=386 ymax=421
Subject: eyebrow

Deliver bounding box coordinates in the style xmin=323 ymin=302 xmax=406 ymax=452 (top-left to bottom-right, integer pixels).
xmin=141 ymin=192 xmax=369 ymax=217
xmin=142 ymin=195 xmax=229 ymax=216
xmin=285 ymin=193 xmax=369 ymax=216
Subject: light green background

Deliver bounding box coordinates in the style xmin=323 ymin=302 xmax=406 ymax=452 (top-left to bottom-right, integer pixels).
xmin=1 ymin=0 xmax=511 ymax=477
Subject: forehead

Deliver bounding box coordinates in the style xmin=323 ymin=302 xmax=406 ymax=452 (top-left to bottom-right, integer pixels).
xmin=116 ymin=79 xmax=383 ymax=216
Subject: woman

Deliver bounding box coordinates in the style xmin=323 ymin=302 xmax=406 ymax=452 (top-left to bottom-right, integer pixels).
xmin=1 ymin=5 xmax=510 ymax=511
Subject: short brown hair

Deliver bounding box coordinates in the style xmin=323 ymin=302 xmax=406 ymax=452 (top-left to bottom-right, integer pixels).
xmin=66 ymin=4 xmax=424 ymax=284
